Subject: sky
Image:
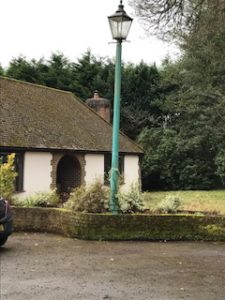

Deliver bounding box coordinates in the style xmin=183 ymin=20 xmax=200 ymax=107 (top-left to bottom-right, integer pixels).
xmin=0 ymin=0 xmax=179 ymax=68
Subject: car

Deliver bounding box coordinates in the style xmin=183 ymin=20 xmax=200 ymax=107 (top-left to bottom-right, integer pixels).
xmin=0 ymin=197 xmax=13 ymax=246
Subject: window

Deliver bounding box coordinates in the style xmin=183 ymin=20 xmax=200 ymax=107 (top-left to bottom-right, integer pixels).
xmin=0 ymin=153 xmax=8 ymax=163
xmin=0 ymin=152 xmax=24 ymax=192
xmin=104 ymin=154 xmax=124 ymax=185
xmin=14 ymin=153 xmax=24 ymax=192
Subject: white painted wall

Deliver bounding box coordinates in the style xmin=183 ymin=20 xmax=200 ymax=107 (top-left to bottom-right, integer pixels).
xmin=123 ymin=155 xmax=140 ymax=189
xmin=85 ymin=154 xmax=104 ymax=185
xmin=21 ymin=152 xmax=52 ymax=196
xmin=16 ymin=152 xmax=140 ymax=198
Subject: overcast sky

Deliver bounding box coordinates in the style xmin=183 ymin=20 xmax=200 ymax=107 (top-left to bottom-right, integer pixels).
xmin=0 ymin=0 xmax=179 ymax=68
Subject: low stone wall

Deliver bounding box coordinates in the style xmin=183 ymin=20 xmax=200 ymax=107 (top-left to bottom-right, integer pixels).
xmin=11 ymin=207 xmax=225 ymax=241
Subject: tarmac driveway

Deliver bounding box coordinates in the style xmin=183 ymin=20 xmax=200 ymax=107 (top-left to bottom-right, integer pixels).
xmin=0 ymin=233 xmax=225 ymax=300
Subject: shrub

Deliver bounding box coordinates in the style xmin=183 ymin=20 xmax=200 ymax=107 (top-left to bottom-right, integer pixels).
xmin=65 ymin=182 xmax=145 ymax=214
xmin=64 ymin=181 xmax=110 ymax=213
xmin=156 ymin=195 xmax=181 ymax=213
xmin=215 ymin=150 xmax=225 ymax=185
xmin=117 ymin=183 xmax=144 ymax=213
xmin=13 ymin=189 xmax=60 ymax=208
xmin=0 ymin=154 xmax=17 ymax=200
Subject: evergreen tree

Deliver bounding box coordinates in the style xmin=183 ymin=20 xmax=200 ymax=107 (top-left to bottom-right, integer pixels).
xmin=137 ymin=0 xmax=225 ymax=190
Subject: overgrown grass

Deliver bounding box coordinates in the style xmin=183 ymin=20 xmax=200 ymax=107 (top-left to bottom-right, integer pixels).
xmin=143 ymin=190 xmax=225 ymax=215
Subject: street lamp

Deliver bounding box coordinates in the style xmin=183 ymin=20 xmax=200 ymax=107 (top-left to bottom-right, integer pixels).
xmin=108 ymin=1 xmax=133 ymax=214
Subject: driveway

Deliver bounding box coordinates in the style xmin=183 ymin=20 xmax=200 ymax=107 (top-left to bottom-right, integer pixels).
xmin=0 ymin=233 xmax=225 ymax=300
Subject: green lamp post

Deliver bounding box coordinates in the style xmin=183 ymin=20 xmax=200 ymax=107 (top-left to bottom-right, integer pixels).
xmin=108 ymin=1 xmax=133 ymax=214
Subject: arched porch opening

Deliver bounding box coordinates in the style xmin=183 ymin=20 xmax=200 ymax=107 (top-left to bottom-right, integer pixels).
xmin=56 ymin=155 xmax=81 ymax=196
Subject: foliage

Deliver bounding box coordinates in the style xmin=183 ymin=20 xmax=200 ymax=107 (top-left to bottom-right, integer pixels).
xmin=0 ymin=154 xmax=17 ymax=200
xmin=129 ymin=0 xmax=225 ymax=40
xmin=72 ymin=50 xmax=114 ymax=100
xmin=64 ymin=181 xmax=110 ymax=213
xmin=117 ymin=183 xmax=144 ymax=213
xmin=13 ymin=190 xmax=60 ymax=208
xmin=5 ymin=56 xmax=40 ymax=83
xmin=121 ymin=62 xmax=163 ymax=138
xmin=5 ymin=53 xmax=78 ymax=93
xmin=139 ymin=127 xmax=219 ymax=190
xmin=4 ymin=51 xmax=114 ymax=101
xmin=215 ymin=151 xmax=225 ymax=185
xmin=136 ymin=0 xmax=225 ymax=190
xmin=0 ymin=64 xmax=4 ymax=75
xmin=65 ymin=181 xmax=145 ymax=214
xmin=156 ymin=195 xmax=181 ymax=213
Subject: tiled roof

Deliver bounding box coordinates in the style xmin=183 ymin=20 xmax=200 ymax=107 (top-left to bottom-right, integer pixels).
xmin=0 ymin=77 xmax=143 ymax=154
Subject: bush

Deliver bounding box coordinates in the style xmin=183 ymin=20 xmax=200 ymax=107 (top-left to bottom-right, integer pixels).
xmin=117 ymin=183 xmax=144 ymax=213
xmin=13 ymin=190 xmax=60 ymax=208
xmin=215 ymin=150 xmax=225 ymax=185
xmin=65 ymin=182 xmax=145 ymax=214
xmin=64 ymin=181 xmax=109 ymax=213
xmin=156 ymin=195 xmax=181 ymax=213
xmin=0 ymin=154 xmax=17 ymax=200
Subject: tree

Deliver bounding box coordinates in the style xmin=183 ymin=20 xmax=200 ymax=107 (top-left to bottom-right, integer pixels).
xmin=139 ymin=125 xmax=220 ymax=190
xmin=71 ymin=50 xmax=114 ymax=100
xmin=43 ymin=53 xmax=77 ymax=92
xmin=6 ymin=56 xmax=40 ymax=83
xmin=130 ymin=0 xmax=225 ymax=40
xmin=120 ymin=62 xmax=163 ymax=138
xmin=136 ymin=0 xmax=225 ymax=190
xmin=5 ymin=53 xmax=80 ymax=93
xmin=0 ymin=65 xmax=4 ymax=76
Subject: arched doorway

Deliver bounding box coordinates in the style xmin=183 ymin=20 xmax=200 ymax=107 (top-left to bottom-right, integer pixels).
xmin=56 ymin=155 xmax=81 ymax=195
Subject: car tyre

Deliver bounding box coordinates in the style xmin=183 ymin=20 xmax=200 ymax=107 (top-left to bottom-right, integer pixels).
xmin=0 ymin=236 xmax=8 ymax=246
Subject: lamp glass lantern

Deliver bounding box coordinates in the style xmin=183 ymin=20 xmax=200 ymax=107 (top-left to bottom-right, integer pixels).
xmin=108 ymin=1 xmax=133 ymax=41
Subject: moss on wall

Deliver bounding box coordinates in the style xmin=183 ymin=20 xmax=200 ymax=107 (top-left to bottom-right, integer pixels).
xmin=11 ymin=207 xmax=225 ymax=241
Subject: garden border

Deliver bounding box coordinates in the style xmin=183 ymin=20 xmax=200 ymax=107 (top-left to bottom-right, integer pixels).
xmin=12 ymin=206 xmax=225 ymax=241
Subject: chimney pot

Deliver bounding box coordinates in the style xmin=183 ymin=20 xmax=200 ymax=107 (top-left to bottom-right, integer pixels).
xmin=86 ymin=91 xmax=111 ymax=123
xmin=93 ymin=90 xmax=100 ymax=99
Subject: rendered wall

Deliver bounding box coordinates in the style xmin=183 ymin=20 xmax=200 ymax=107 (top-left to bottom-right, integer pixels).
xmin=124 ymin=155 xmax=140 ymax=188
xmin=18 ymin=152 xmax=140 ymax=197
xmin=22 ymin=152 xmax=52 ymax=196
xmin=85 ymin=154 xmax=104 ymax=185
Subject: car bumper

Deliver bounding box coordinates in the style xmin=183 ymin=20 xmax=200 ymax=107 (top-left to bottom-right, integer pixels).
xmin=0 ymin=217 xmax=13 ymax=238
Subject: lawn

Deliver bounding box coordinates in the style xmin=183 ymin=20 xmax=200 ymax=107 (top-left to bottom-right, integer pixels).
xmin=143 ymin=190 xmax=225 ymax=215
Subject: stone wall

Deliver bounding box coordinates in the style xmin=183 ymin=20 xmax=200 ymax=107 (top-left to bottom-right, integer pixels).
xmin=11 ymin=207 xmax=225 ymax=241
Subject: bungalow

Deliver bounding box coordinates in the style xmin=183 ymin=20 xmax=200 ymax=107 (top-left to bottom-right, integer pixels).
xmin=0 ymin=77 xmax=143 ymax=198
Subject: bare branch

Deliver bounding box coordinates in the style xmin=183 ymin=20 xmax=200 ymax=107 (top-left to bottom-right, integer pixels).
xmin=129 ymin=0 xmax=208 ymax=40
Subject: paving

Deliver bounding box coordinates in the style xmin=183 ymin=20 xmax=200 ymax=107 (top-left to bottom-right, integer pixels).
xmin=0 ymin=233 xmax=225 ymax=300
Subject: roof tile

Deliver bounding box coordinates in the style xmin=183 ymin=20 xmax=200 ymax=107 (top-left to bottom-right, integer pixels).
xmin=0 ymin=77 xmax=143 ymax=154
